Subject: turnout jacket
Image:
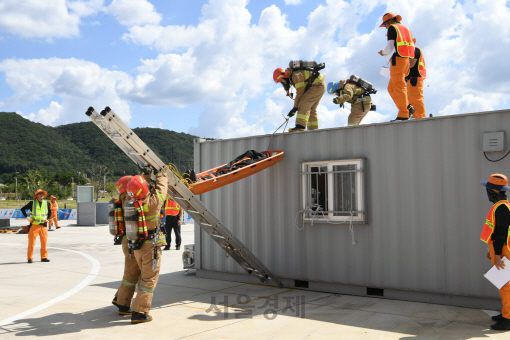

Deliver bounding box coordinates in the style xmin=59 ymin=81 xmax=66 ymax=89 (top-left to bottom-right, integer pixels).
xmin=141 ymin=172 xmax=168 ymax=230
xmin=335 ymin=83 xmax=371 ymax=106
xmin=290 ymin=69 xmax=326 ymax=109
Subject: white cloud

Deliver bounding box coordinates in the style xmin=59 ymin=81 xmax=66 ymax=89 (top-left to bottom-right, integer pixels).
xmin=0 ymin=0 xmax=103 ymax=40
xmin=104 ymin=0 xmax=161 ymax=26
xmin=284 ymin=0 xmax=303 ymax=4
xmin=0 ymin=57 xmax=132 ymax=126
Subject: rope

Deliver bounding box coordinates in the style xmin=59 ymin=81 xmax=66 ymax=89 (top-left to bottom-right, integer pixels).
xmin=267 ymin=116 xmax=290 ymax=151
xmin=295 ymin=205 xmax=356 ymax=245
xmin=484 ymin=151 xmax=510 ymax=162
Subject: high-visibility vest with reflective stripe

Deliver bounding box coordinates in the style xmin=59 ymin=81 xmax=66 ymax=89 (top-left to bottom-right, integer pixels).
xmin=406 ymin=47 xmax=427 ymax=79
xmin=31 ymin=200 xmax=47 ymax=225
xmin=165 ymin=199 xmax=180 ymax=216
xmin=392 ymin=24 xmax=414 ymax=58
xmin=480 ymin=200 xmax=510 ymax=251
xmin=50 ymin=202 xmax=58 ymax=212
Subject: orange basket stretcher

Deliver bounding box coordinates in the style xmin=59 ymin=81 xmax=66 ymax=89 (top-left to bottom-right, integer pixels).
xmin=188 ymin=150 xmax=284 ymax=195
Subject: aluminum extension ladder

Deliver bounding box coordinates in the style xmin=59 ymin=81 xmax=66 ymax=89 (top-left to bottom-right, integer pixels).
xmin=86 ymin=106 xmax=283 ymax=288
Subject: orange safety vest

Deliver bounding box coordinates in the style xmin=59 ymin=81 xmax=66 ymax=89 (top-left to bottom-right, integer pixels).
xmin=50 ymin=202 xmax=58 ymax=212
xmin=480 ymin=200 xmax=510 ymax=250
xmin=392 ymin=24 xmax=414 ymax=58
xmin=406 ymin=47 xmax=426 ymax=79
xmin=164 ymin=199 xmax=180 ymax=216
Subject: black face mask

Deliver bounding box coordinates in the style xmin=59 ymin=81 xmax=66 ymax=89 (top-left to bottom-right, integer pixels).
xmin=486 ymin=187 xmax=507 ymax=203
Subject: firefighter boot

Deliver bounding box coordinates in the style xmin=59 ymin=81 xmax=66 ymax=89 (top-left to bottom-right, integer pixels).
xmin=118 ymin=305 xmax=132 ymax=316
xmin=493 ymin=313 xmax=503 ymax=322
xmin=131 ymin=311 xmax=153 ymax=324
xmin=289 ymin=124 xmax=306 ymax=132
xmin=491 ymin=316 xmax=510 ymax=331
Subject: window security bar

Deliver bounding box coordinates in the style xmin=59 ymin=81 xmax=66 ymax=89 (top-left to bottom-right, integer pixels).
xmin=308 ymin=210 xmax=364 ymax=214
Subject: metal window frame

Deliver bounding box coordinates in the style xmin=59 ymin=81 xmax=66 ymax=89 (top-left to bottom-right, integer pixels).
xmin=301 ymin=158 xmax=366 ymax=223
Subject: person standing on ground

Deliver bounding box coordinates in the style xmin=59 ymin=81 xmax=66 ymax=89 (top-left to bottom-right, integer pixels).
xmin=406 ymin=38 xmax=426 ymax=119
xmin=111 ymin=175 xmax=134 ymax=317
xmin=21 ymin=189 xmax=51 ymax=263
xmin=117 ymin=170 xmax=168 ymax=324
xmin=479 ymin=174 xmax=510 ymax=331
xmin=378 ymin=12 xmax=415 ymax=121
xmin=48 ymin=195 xmax=60 ymax=230
xmin=163 ymin=196 xmax=182 ymax=250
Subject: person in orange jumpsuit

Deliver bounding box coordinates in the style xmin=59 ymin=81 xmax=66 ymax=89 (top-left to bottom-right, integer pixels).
xmin=406 ymin=38 xmax=426 ymax=119
xmin=21 ymin=189 xmax=51 ymax=263
xmin=480 ymin=174 xmax=510 ymax=331
xmin=378 ymin=12 xmax=415 ymax=121
xmin=48 ymin=195 xmax=60 ymax=230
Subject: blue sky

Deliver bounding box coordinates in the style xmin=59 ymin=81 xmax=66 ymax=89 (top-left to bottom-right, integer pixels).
xmin=0 ymin=0 xmax=509 ymax=139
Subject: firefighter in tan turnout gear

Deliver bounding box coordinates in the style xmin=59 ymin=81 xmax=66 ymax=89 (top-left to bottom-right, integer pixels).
xmin=327 ymin=80 xmax=371 ymax=126
xmin=116 ymin=169 xmax=168 ymax=324
xmin=111 ymin=175 xmax=135 ymax=316
xmin=273 ymin=60 xmax=326 ymax=132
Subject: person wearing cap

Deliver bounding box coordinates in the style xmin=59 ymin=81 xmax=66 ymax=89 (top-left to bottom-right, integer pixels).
xmin=378 ymin=12 xmax=415 ymax=121
xmin=21 ymin=189 xmax=51 ymax=263
xmin=406 ymin=38 xmax=427 ymax=119
xmin=48 ymin=195 xmax=60 ymax=230
xmin=479 ymin=174 xmax=510 ymax=331
xmin=327 ymin=79 xmax=372 ymax=126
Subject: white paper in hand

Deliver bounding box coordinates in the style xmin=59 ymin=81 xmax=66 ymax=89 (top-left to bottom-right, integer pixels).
xmin=380 ymin=67 xmax=391 ymax=79
xmin=484 ymin=257 xmax=510 ymax=289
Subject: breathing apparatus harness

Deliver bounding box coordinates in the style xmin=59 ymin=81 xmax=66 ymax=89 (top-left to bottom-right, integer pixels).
xmin=113 ymin=199 xmax=125 ymax=245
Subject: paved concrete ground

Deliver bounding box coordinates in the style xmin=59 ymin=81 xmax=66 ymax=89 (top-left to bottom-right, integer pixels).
xmin=0 ymin=219 xmax=509 ymax=339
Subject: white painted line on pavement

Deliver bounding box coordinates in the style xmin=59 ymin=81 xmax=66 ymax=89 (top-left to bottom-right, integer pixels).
xmin=0 ymin=244 xmax=101 ymax=327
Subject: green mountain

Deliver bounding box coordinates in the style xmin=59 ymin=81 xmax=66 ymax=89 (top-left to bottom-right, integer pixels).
xmin=0 ymin=112 xmax=197 ymax=176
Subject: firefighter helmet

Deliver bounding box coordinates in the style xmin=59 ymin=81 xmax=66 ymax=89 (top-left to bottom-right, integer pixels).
xmin=273 ymin=67 xmax=290 ymax=83
xmin=327 ymin=80 xmax=345 ymax=95
xmin=116 ymin=175 xmax=132 ymax=194
xmin=126 ymin=175 xmax=149 ymax=199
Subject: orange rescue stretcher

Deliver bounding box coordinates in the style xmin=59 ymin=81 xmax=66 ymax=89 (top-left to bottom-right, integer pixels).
xmin=188 ymin=150 xmax=284 ymax=195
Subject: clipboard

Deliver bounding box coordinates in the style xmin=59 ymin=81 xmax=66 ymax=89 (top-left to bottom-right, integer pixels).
xmin=484 ymin=256 xmax=510 ymax=289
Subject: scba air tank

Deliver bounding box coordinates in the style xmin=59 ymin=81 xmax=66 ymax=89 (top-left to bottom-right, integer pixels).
xmin=124 ymin=200 xmax=139 ymax=241
xmin=289 ymin=60 xmax=318 ymax=69
xmin=108 ymin=198 xmax=117 ymax=236
xmin=349 ymin=75 xmax=376 ymax=93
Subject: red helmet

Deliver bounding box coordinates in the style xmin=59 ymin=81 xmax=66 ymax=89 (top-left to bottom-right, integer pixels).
xmin=116 ymin=175 xmax=133 ymax=194
xmin=273 ymin=67 xmax=289 ymax=83
xmin=126 ymin=175 xmax=149 ymax=199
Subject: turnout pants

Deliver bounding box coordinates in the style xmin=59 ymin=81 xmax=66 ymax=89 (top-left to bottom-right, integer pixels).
xmin=406 ymin=77 xmax=426 ymax=119
xmin=388 ymin=57 xmax=410 ymax=118
xmin=115 ymin=238 xmax=139 ymax=306
xmin=348 ymin=101 xmax=371 ymax=125
xmin=27 ymin=224 xmax=48 ymax=260
xmin=117 ymin=241 xmax=163 ymax=314
xmin=49 ymin=212 xmax=59 ymax=229
xmin=165 ymin=215 xmax=181 ymax=247
xmin=489 ymin=240 xmax=510 ymax=319
xmin=295 ymin=79 xmax=326 ymax=130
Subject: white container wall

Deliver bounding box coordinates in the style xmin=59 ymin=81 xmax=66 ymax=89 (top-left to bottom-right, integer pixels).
xmin=193 ymin=110 xmax=510 ymax=310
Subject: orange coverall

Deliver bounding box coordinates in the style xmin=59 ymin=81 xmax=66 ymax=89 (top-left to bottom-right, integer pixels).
xmin=49 ymin=201 xmax=59 ymax=229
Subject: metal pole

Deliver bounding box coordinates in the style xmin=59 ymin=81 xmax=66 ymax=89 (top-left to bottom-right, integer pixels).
xmin=72 ymin=177 xmax=74 ymax=198
xmin=15 ymin=177 xmax=17 ymax=201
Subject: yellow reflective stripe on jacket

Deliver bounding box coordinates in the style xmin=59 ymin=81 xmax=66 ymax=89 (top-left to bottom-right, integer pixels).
xmin=145 ymin=215 xmax=160 ymax=221
xmin=156 ymin=191 xmax=164 ymax=203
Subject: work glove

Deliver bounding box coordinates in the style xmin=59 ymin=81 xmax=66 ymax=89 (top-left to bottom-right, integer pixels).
xmin=333 ymin=97 xmax=339 ymax=104
xmin=25 ymin=216 xmax=32 ymax=222
xmin=287 ymin=107 xmax=298 ymax=118
xmin=139 ymin=163 xmax=152 ymax=176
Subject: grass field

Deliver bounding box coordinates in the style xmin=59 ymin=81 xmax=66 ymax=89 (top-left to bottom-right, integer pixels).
xmin=0 ymin=196 xmax=113 ymax=210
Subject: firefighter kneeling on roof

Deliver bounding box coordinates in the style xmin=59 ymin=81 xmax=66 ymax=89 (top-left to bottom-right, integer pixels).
xmin=273 ymin=60 xmax=326 ymax=132
xmin=327 ymin=76 xmax=376 ymax=126
xmin=116 ymin=169 xmax=168 ymax=324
